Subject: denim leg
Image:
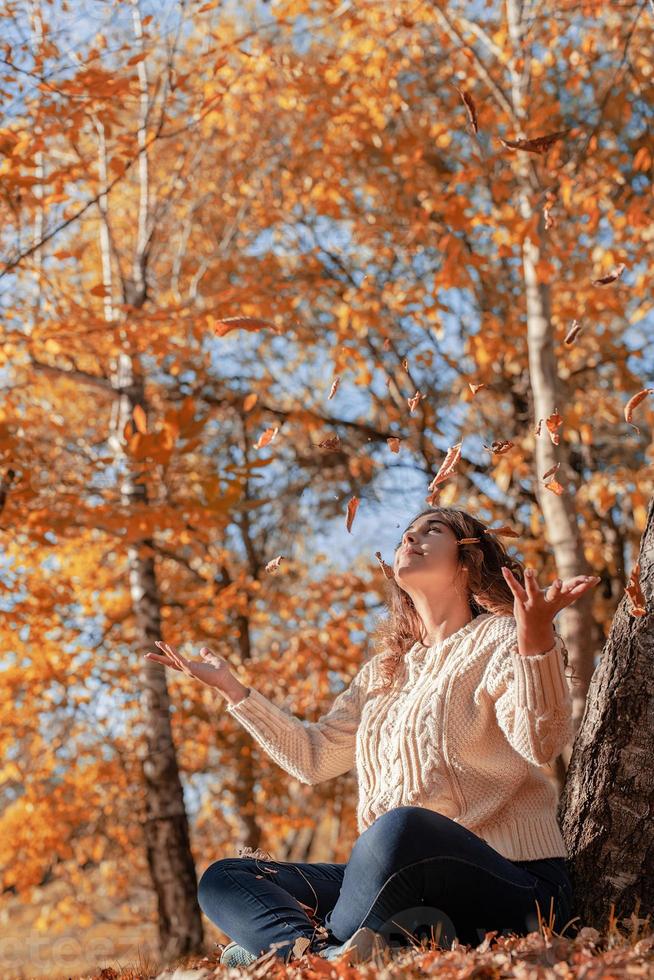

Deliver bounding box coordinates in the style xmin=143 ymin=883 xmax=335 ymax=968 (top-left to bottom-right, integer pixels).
xmin=324 ymin=806 xmax=568 ymax=947
xmin=197 ymin=856 xmax=346 ymax=961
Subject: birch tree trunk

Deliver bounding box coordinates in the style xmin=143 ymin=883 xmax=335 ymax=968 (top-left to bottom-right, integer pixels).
xmin=100 ymin=1 xmax=203 ymax=959
xmin=558 ymin=493 xmax=654 ymax=929
xmin=505 ymin=0 xmax=597 ymax=780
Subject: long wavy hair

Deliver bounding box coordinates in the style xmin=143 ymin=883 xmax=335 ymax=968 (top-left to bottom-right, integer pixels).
xmin=371 ymin=505 xmax=573 ymax=690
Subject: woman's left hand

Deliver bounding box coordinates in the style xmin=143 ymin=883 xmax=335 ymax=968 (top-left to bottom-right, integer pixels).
xmin=501 ymin=566 xmax=601 ymax=636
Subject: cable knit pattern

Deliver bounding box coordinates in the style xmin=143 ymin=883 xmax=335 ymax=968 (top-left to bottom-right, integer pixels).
xmin=225 ymin=612 xmax=574 ymax=861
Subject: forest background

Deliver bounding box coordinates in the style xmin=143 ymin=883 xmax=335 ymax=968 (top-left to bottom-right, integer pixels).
xmin=0 ymin=0 xmax=652 ymax=976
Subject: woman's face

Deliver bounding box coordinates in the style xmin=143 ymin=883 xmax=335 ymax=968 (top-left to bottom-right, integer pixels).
xmin=393 ymin=514 xmax=464 ymax=592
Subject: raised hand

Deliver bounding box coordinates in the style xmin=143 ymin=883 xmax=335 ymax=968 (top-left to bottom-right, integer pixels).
xmin=501 ymin=565 xmax=601 ymax=636
xmin=144 ymin=641 xmax=232 ymax=689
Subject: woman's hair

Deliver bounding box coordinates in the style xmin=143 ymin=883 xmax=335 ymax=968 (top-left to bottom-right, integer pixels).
xmin=370 ymin=505 xmax=573 ymax=690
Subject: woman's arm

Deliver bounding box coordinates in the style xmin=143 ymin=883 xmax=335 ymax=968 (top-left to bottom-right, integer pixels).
xmin=220 ymin=660 xmax=373 ymax=785
xmin=475 ymin=618 xmax=574 ymax=767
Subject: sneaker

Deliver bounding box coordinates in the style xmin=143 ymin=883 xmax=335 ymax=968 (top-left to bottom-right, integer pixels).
xmin=219 ymin=940 xmax=258 ymax=968
xmin=320 ymin=926 xmax=389 ymax=964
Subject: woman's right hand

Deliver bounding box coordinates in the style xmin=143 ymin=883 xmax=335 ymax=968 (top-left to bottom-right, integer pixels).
xmin=144 ymin=641 xmax=233 ymax=690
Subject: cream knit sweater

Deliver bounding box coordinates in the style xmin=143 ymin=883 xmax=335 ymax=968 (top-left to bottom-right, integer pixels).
xmin=225 ymin=612 xmax=575 ymax=862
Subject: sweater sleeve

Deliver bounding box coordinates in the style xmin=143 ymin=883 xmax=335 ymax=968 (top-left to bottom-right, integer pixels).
xmin=223 ymin=660 xmax=372 ymax=785
xmin=476 ymin=617 xmax=575 ymax=767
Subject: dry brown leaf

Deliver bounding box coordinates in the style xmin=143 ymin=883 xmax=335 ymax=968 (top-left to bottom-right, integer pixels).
xmin=387 ymin=436 xmax=401 ymax=453
xmin=243 ymin=392 xmax=258 ymax=411
xmin=542 ymin=461 xmax=561 ymax=480
xmin=408 ymin=390 xmax=424 ymax=413
xmin=328 ymin=376 xmax=341 ymax=400
xmin=483 ymin=525 xmax=521 ymax=538
xmin=591 ymin=262 xmax=626 ymax=286
xmin=264 ymin=555 xmax=284 ymax=573
xmin=468 ymin=382 xmax=486 ymax=395
xmin=374 ymin=551 xmax=395 ymax=579
xmin=345 ymin=495 xmax=359 ymax=533
xmin=213 ymin=315 xmax=282 ymax=337
xmin=564 ymin=320 xmax=583 ymax=345
xmin=546 ymin=408 xmax=563 ymax=445
xmin=318 ymin=434 xmax=341 ymax=450
xmin=456 ymin=86 xmax=479 ymax=134
xmin=426 ymin=442 xmax=462 ymax=504
xmin=483 ymin=439 xmax=514 ymax=454
xmin=457 ymin=536 xmax=480 ymax=545
xmin=499 ymin=128 xmax=571 ymax=153
xmin=625 ymin=560 xmax=647 ymax=616
xmin=624 ymin=387 xmax=654 ymax=433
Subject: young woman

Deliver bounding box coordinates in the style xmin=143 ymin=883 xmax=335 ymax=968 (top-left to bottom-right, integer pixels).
xmin=145 ymin=506 xmax=598 ymax=966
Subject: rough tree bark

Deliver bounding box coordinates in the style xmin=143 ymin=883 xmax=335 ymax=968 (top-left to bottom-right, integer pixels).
xmin=559 ymin=493 xmax=654 ymax=930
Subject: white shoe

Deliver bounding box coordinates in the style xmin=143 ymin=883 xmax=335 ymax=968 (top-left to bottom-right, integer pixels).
xmin=320 ymin=926 xmax=389 ymax=964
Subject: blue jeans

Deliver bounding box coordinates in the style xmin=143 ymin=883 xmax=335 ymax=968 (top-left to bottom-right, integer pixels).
xmin=198 ymin=805 xmax=575 ymax=962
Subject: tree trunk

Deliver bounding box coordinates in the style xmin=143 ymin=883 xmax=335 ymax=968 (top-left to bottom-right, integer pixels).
xmin=559 ymin=493 xmax=654 ymax=929
xmin=505 ymin=0 xmax=597 ymax=780
xmin=97 ymin=2 xmax=204 ymax=955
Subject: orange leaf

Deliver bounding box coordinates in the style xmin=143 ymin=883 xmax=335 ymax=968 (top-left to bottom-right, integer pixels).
xmin=624 ymin=388 xmax=654 ymax=434
xmin=133 ymin=405 xmax=147 ymax=434
xmin=213 ymin=315 xmax=281 ymax=337
xmin=254 ymin=426 xmax=279 ymax=449
xmin=483 ymin=525 xmax=521 ymax=538
xmin=625 ymin=560 xmax=647 ymax=617
xmin=345 ymin=496 xmax=359 ymax=533
xmin=426 ymin=442 xmax=462 ymax=503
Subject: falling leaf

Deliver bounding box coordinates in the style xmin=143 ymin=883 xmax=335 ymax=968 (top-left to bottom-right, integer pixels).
xmin=374 ymin=551 xmax=395 ymax=579
xmin=468 ymin=382 xmax=486 ymax=395
xmin=534 ymin=419 xmax=543 ymax=437
xmin=564 ymin=320 xmax=583 ymax=345
xmin=318 ymin=434 xmax=341 ymax=450
xmin=546 ymin=408 xmax=563 ymax=445
xmin=253 ymin=425 xmax=279 ymax=449
xmin=455 ymin=87 xmax=479 ymax=134
xmin=328 ymin=376 xmax=341 ymax=400
xmin=243 ymin=393 xmax=258 ymax=411
xmin=345 ymin=496 xmax=359 ymax=533
xmin=213 ymin=315 xmax=282 ymax=337
xmin=265 ymin=555 xmax=284 ymax=573
xmin=482 ymin=440 xmax=514 ymax=454
xmin=408 ymin=390 xmax=423 ymax=413
xmin=499 ymin=128 xmax=571 ymax=154
xmin=483 ymin=525 xmax=521 ymax=538
xmin=401 ymin=357 xmax=409 ymax=371
xmin=544 ymin=478 xmax=565 ymax=495
xmin=624 ymin=387 xmax=654 ymax=434
xmin=132 ymin=404 xmax=147 ymax=434
xmin=457 ymin=536 xmax=480 ymax=545
xmin=591 ymin=263 xmax=626 ymax=286
xmin=387 ymin=436 xmax=401 ymax=453
xmin=382 ymin=338 xmax=392 ymax=351
xmin=625 ymin=560 xmax=647 ymax=616
xmin=426 ymin=442 xmax=462 ymax=504
xmin=542 ymin=461 xmax=561 ymax=480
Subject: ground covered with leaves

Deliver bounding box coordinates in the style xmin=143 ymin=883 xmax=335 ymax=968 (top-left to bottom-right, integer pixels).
xmin=85 ymin=918 xmax=654 ymax=980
